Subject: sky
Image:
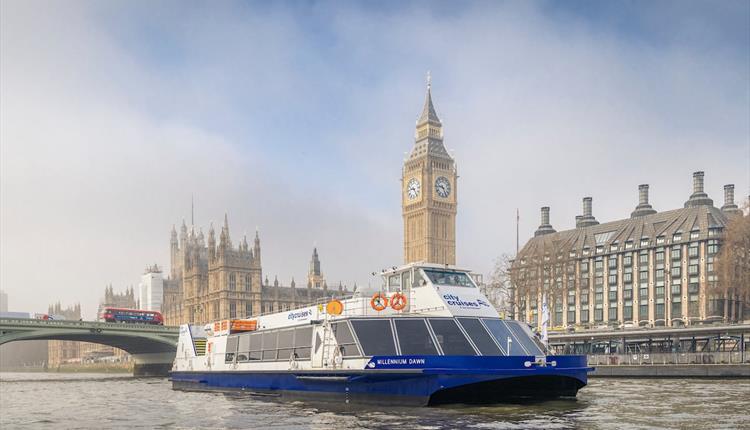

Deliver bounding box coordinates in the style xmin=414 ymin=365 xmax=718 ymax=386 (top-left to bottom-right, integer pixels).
xmin=1 ymin=0 xmax=748 ymax=318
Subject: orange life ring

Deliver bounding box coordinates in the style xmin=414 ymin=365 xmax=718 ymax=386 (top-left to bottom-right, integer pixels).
xmin=390 ymin=293 xmax=408 ymax=311
xmin=370 ymin=293 xmax=388 ymax=311
xmin=326 ymin=299 xmax=344 ymax=315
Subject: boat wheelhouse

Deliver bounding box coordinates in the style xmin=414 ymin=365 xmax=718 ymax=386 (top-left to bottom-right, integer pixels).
xmin=171 ymin=263 xmax=592 ymax=405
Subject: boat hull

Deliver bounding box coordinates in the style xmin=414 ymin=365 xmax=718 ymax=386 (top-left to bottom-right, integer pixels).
xmin=171 ymin=355 xmax=591 ymax=406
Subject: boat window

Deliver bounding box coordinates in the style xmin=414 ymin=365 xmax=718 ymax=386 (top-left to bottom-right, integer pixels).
xmin=261 ymin=331 xmax=278 ymax=360
xmin=505 ymin=321 xmax=544 ymax=356
xmin=350 ymin=319 xmax=397 ymax=356
xmin=388 ymin=274 xmax=401 ymax=290
xmin=412 ymin=269 xmax=426 ymax=288
xmin=401 ymin=271 xmax=411 ymax=290
xmin=332 ymin=321 xmax=360 ymax=357
xmin=276 ymin=329 xmax=295 ymax=360
xmin=428 ymin=319 xmax=476 ymax=356
xmin=481 ymin=319 xmax=528 ymax=356
xmin=236 ymin=333 xmax=252 ymax=361
xmin=294 ymin=326 xmax=312 ymax=359
xmin=248 ymin=332 xmax=262 ymax=360
xmin=457 ymin=318 xmax=503 ymax=356
xmin=423 ymin=269 xmax=475 ymax=288
xmin=225 ymin=335 xmax=239 ymax=363
xmin=394 ymin=319 xmax=438 ymax=355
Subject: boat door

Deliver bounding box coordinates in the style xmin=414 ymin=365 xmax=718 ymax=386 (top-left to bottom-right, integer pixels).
xmin=311 ymin=324 xmax=327 ymax=368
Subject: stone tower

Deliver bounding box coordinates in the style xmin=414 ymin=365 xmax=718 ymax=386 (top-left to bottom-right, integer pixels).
xmin=307 ymin=247 xmax=325 ymax=289
xmin=402 ymin=77 xmax=457 ymax=265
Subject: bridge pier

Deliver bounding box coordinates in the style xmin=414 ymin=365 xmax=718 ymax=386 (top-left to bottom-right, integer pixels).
xmin=131 ymin=352 xmax=175 ymax=377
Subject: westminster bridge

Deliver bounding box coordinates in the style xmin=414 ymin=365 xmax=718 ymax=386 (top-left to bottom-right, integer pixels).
xmin=0 ymin=318 xmax=179 ymax=376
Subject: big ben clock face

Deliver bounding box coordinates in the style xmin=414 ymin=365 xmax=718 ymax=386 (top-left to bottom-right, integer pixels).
xmin=435 ymin=176 xmax=451 ymax=198
xmin=406 ymin=178 xmax=421 ymax=200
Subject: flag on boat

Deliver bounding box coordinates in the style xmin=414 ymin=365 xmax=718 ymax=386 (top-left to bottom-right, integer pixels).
xmin=541 ymin=294 xmax=549 ymax=347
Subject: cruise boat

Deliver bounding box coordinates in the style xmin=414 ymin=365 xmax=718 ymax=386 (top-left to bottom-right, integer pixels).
xmin=171 ymin=263 xmax=593 ymax=406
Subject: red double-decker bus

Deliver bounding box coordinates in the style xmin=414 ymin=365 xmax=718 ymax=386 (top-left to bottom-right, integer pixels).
xmin=99 ymin=307 xmax=164 ymax=325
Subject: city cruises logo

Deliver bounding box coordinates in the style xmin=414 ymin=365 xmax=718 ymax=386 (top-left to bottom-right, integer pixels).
xmin=287 ymin=309 xmax=312 ymax=320
xmin=443 ymin=294 xmax=491 ymax=309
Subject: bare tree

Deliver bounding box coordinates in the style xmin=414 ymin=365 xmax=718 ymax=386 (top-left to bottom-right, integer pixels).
xmin=485 ymin=254 xmax=514 ymax=317
xmin=713 ymin=204 xmax=750 ymax=321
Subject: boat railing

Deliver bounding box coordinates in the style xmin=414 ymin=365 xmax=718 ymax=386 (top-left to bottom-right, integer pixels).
xmin=231 ymin=290 xmax=450 ymax=321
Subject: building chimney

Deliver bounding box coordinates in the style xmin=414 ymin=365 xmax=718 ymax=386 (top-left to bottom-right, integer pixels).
xmin=693 ymin=171 xmax=704 ymax=194
xmin=639 ymin=184 xmax=649 ymax=205
xmin=579 ymin=197 xmax=599 ymax=227
xmin=631 ymin=184 xmax=657 ymax=218
xmin=684 ymin=171 xmax=713 ymax=208
xmin=534 ymin=206 xmax=556 ymax=236
xmin=721 ymin=184 xmax=740 ymax=215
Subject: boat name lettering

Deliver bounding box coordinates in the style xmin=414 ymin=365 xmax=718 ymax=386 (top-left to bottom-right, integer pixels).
xmin=442 ymin=294 xmax=491 ymax=308
xmin=375 ymin=358 xmax=426 ymax=365
xmin=288 ymin=309 xmax=311 ymax=320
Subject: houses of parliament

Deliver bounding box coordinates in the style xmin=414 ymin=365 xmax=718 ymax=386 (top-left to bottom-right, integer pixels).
xmin=161 ymin=217 xmax=348 ymax=325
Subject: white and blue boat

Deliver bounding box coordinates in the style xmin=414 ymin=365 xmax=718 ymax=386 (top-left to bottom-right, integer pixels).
xmin=171 ymin=263 xmax=593 ymax=406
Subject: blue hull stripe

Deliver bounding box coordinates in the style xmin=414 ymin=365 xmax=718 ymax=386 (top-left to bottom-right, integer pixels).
xmin=172 ymin=355 xmax=591 ymax=404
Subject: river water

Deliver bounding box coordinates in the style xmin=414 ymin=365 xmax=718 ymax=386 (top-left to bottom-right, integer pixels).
xmin=1 ymin=372 xmax=748 ymax=429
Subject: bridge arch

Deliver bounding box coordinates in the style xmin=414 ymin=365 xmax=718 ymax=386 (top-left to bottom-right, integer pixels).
xmin=0 ymin=318 xmax=180 ymax=376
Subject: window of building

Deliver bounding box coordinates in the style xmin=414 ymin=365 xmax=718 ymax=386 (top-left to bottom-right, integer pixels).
xmin=594 ymin=309 xmax=603 ymax=322
xmin=428 ymin=319 xmax=476 ymax=355
xmin=623 ymin=304 xmax=633 ymax=320
xmin=672 ymin=298 xmax=681 ymax=319
xmin=608 ymin=274 xmax=617 ymax=285
xmin=608 ymin=304 xmax=617 ymax=321
xmin=229 ymin=302 xmax=236 ymax=318
xmin=229 ymin=273 xmax=236 ymax=291
xmin=673 ymin=233 xmax=682 ymax=242
xmin=350 ymin=319 xmax=397 ymax=356
xmin=640 ymin=238 xmax=649 ymax=247
xmin=623 ymin=255 xmax=632 ymax=267
xmin=581 ymin=309 xmax=589 ymax=323
xmin=596 ymin=245 xmax=604 ymax=254
xmin=656 ymin=236 xmax=665 ymax=245
xmin=610 ymin=243 xmax=619 ymax=252
xmin=690 ymin=230 xmax=700 ymax=240
xmin=688 ymin=245 xmax=699 ymax=258
xmin=245 ymin=274 xmax=251 ymax=291
xmin=639 ymin=304 xmax=648 ymax=320
xmin=623 ymin=288 xmax=633 ymax=299
xmin=640 ymin=288 xmax=649 ymax=298
xmin=608 ymin=257 xmax=618 ymax=269
xmin=639 ymin=252 xmax=649 ymax=265
xmin=568 ymin=310 xmax=576 ymax=324
xmin=707 ymin=240 xmax=719 ymax=255
xmin=671 ymin=248 xmax=681 ymax=260
xmin=245 ymin=302 xmax=253 ymax=318
xmin=655 ymin=250 xmax=665 ymax=263
xmin=625 ymin=241 xmax=633 ymax=250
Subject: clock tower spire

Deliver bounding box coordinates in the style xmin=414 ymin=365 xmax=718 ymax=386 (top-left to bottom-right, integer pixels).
xmin=402 ymin=76 xmax=457 ymax=265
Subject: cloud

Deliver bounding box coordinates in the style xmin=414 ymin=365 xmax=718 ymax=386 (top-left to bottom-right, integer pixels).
xmin=1 ymin=1 xmax=747 ymax=316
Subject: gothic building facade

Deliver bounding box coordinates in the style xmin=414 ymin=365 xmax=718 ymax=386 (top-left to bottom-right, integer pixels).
xmin=402 ymin=79 xmax=458 ymax=265
xmin=161 ymin=216 xmax=348 ymax=326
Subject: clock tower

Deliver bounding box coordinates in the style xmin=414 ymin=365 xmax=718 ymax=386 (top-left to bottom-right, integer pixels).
xmin=402 ymin=78 xmax=457 ymax=265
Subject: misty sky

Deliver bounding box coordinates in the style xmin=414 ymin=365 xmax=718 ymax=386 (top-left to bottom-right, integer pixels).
xmin=1 ymin=0 xmax=748 ymax=318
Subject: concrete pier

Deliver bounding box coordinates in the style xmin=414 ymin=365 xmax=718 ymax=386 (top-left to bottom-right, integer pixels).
xmin=591 ymin=364 xmax=750 ymax=377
